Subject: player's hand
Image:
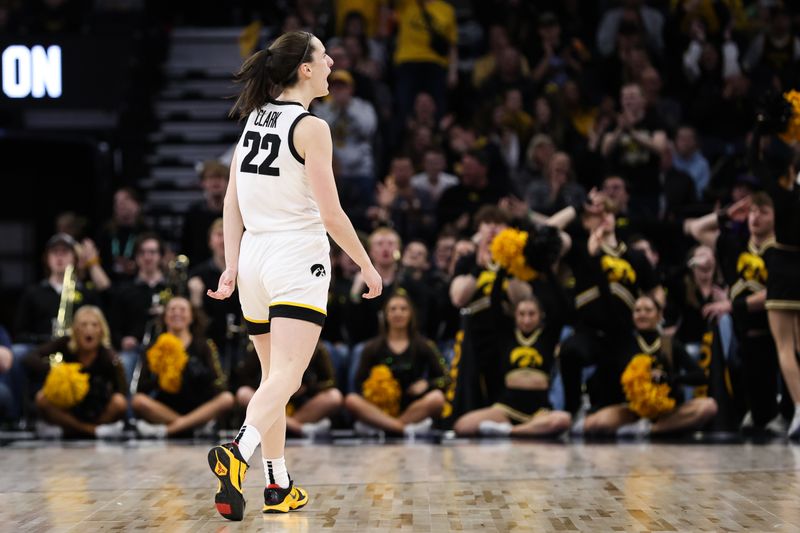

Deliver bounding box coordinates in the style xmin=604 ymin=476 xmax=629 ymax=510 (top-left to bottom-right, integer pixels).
xmin=208 ymin=268 xmax=237 ymax=300
xmin=360 ymin=264 xmax=383 ymax=299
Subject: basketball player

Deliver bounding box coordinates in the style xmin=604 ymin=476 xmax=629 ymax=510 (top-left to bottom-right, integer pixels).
xmin=206 ymin=31 xmax=382 ymax=520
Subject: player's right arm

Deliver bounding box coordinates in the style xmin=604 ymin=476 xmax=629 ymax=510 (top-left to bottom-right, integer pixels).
xmin=208 ymin=152 xmax=243 ymax=300
xmin=298 ymin=116 xmax=382 ymax=299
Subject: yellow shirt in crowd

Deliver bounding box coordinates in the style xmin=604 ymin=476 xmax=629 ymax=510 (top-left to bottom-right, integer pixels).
xmin=335 ymin=0 xmax=388 ymax=37
xmin=393 ymin=0 xmax=457 ymax=67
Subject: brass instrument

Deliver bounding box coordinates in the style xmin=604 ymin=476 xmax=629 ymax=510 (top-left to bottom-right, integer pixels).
xmin=52 ymin=264 xmax=77 ymax=338
xmin=166 ymin=254 xmax=190 ymax=297
xmin=49 ymin=264 xmax=77 ymax=366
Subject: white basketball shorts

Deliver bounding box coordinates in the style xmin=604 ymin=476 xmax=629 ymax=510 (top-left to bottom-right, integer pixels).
xmin=237 ymin=230 xmax=331 ymax=334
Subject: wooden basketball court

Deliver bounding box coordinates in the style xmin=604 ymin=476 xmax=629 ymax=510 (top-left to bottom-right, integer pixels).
xmin=2 ymin=437 xmax=799 ymax=532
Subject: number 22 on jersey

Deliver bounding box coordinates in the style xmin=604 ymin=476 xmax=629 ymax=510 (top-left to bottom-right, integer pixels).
xmin=240 ymin=131 xmax=281 ymax=176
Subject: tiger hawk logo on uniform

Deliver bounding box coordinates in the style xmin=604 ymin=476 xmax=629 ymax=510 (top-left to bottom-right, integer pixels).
xmin=310 ymin=264 xmax=326 ymax=277
xmin=601 ymin=255 xmax=637 ymax=285
xmin=737 ymin=252 xmax=767 ymax=283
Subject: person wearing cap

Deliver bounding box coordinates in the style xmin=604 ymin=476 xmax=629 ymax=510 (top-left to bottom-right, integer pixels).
xmin=181 ymin=160 xmax=230 ymax=265
xmin=313 ymin=68 xmax=378 ymax=230
xmin=14 ymin=234 xmax=104 ymax=346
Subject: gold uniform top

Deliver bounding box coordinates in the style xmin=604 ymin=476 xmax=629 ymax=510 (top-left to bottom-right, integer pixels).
xmin=393 ymin=0 xmax=457 ymax=67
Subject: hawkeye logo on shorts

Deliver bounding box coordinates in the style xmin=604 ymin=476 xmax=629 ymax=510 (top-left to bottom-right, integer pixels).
xmin=311 ymin=264 xmax=326 ymax=277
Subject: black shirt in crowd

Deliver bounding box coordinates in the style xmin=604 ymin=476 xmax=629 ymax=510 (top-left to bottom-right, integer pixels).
xmin=14 ymin=280 xmax=102 ymax=344
xmin=181 ymin=202 xmax=221 ymax=264
xmin=110 ymin=278 xmax=169 ymax=347
xmin=189 ymin=259 xmax=241 ymax=351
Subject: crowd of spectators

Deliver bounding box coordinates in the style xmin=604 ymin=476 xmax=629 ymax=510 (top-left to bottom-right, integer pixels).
xmin=1 ymin=0 xmax=800 ymax=441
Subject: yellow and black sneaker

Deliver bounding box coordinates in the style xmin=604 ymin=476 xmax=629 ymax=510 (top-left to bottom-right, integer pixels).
xmin=208 ymin=443 xmax=249 ymax=521
xmin=262 ymin=480 xmax=309 ymax=513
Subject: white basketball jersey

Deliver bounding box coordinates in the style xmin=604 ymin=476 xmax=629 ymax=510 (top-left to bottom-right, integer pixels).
xmin=235 ymin=100 xmax=325 ymax=234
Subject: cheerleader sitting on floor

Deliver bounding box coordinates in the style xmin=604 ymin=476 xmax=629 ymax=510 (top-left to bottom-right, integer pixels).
xmin=453 ymin=296 xmax=571 ymax=437
xmin=132 ymin=297 xmax=234 ymax=438
xmin=26 ymin=306 xmax=128 ymax=438
xmin=579 ymin=295 xmax=717 ymax=437
xmin=344 ymin=292 xmax=448 ymax=437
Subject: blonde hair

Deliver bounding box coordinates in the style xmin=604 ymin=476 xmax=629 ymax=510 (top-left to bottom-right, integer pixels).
xmin=367 ymin=227 xmax=402 ymax=250
xmin=68 ymin=306 xmax=112 ymax=352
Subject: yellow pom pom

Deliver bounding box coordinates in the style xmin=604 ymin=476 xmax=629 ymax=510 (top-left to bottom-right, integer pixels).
xmin=146 ymin=333 xmax=189 ymax=394
xmin=490 ymin=228 xmax=538 ymax=281
xmin=621 ymin=354 xmax=676 ymax=420
xmin=780 ymin=90 xmax=800 ymax=144
xmin=362 ymin=364 xmax=402 ymax=417
xmin=42 ymin=362 xmax=90 ymax=409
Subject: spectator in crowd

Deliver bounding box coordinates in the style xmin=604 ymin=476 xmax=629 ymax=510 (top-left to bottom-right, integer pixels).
xmin=472 ymin=24 xmax=531 ymax=89
xmin=529 ymin=11 xmax=589 ymax=90
xmin=411 ymin=148 xmax=459 ymax=202
xmin=639 ymin=66 xmax=682 ymax=134
xmin=601 ymin=82 xmax=668 ymax=216
xmin=187 ymin=219 xmax=241 ymax=360
xmin=392 ymin=0 xmax=458 ymax=144
xmin=111 ymin=234 xmax=169 ymax=384
xmin=181 ymin=160 xmax=228 ymax=264
xmin=96 ymin=187 xmax=150 ymax=283
xmin=25 ymin=306 xmax=128 ymax=438
xmin=512 ymin=134 xmax=555 ymax=197
xmin=525 ymin=151 xmax=586 ymax=216
xmin=345 ymin=292 xmax=448 ymax=437
xmin=369 ymin=155 xmax=436 ymax=244
xmin=314 ymin=69 xmax=378 ymax=224
xmin=672 ymin=125 xmax=711 ymax=201
xmin=437 ymin=149 xmax=505 ymax=233
xmin=15 ymin=234 xmax=105 ymax=345
xmin=596 ymin=0 xmax=665 ymax=58
xmin=132 ymin=297 xmax=234 ymax=438
xmin=742 ymin=6 xmax=800 ymax=92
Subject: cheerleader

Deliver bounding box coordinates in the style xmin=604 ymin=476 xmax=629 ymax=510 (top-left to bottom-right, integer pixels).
xmin=132 ymin=297 xmax=234 ymax=437
xmin=236 ymin=341 xmax=343 ymax=437
xmin=453 ymin=296 xmax=570 ymax=437
xmin=344 ymin=292 xmax=448 ymax=436
xmin=25 ymin=306 xmax=127 ymax=438
xmin=581 ymin=295 xmax=717 ymax=436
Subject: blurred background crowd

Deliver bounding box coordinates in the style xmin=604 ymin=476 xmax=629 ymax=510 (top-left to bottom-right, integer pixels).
xmin=1 ymin=0 xmax=799 ymax=441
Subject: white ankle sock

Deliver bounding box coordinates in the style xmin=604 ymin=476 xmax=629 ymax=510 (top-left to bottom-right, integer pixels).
xmin=263 ymin=456 xmax=290 ymax=488
xmin=233 ymin=424 xmax=261 ymax=462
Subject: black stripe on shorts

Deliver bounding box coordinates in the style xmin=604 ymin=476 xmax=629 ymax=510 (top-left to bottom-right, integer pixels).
xmin=269 ymin=304 xmax=326 ymax=327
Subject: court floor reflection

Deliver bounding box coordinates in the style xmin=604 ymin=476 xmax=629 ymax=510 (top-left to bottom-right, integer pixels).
xmin=2 ymin=439 xmax=799 ymax=532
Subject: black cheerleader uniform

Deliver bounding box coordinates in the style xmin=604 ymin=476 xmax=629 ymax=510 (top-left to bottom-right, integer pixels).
xmin=764 ymin=178 xmax=800 ymax=311
xmin=25 ymin=337 xmax=126 ymax=422
xmin=622 ymin=329 xmax=707 ymax=408
xmin=717 ymin=230 xmax=780 ymax=425
xmin=355 ymin=337 xmax=448 ymax=410
xmin=561 ymin=237 xmax=659 ymax=413
xmin=137 ymin=337 xmax=227 ymax=414
xmin=492 ymin=325 xmax=561 ymax=423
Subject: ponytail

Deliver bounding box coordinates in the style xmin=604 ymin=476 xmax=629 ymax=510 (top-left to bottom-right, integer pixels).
xmin=229 ymin=31 xmax=316 ymax=120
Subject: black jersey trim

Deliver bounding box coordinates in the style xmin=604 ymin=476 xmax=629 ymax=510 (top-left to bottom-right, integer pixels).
xmin=288 ymin=112 xmax=313 ymax=164
xmin=268 ymin=98 xmax=305 ymax=107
